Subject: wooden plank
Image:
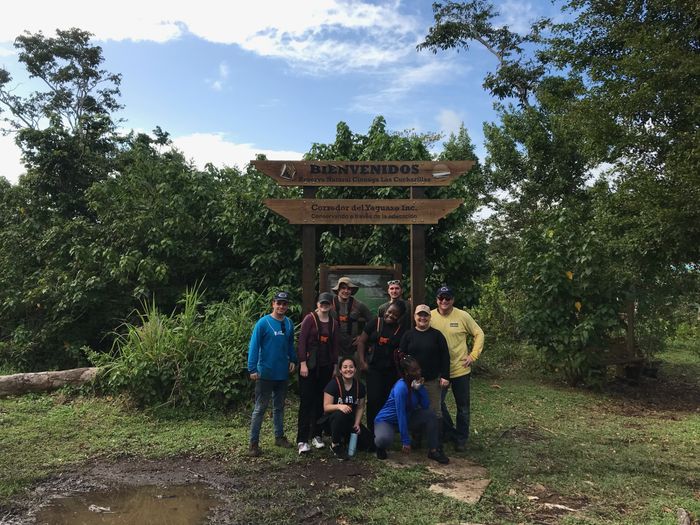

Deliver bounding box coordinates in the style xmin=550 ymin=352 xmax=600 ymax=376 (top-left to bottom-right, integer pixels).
xmin=265 ymin=199 xmax=463 ymax=224
xmin=252 ymin=160 xmax=474 ymax=186
xmin=302 ymin=187 xmax=317 ymax=316
xmin=410 ymin=187 xmax=426 ymax=309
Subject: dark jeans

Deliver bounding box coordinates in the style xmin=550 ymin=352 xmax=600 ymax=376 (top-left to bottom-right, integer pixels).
xmin=441 ymin=373 xmax=470 ymax=445
xmin=365 ymin=366 xmax=397 ymax=433
xmin=320 ymin=410 xmax=372 ymax=450
xmin=374 ymin=408 xmax=439 ymax=451
xmin=250 ymin=379 xmax=288 ymax=444
xmin=296 ymin=365 xmax=334 ymax=444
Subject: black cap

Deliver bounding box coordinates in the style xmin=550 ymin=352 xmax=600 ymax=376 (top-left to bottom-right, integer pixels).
xmin=435 ymin=285 xmax=454 ymax=298
xmin=317 ymin=292 xmax=334 ymax=304
xmin=273 ymin=291 xmax=291 ymax=302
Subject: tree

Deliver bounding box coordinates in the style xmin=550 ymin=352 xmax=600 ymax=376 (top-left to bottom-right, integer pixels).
xmin=418 ymin=0 xmax=700 ymax=381
xmin=304 ymin=117 xmax=488 ymax=303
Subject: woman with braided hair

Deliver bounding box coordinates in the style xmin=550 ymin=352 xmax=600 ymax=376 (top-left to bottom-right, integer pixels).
xmin=373 ymin=355 xmax=450 ymax=464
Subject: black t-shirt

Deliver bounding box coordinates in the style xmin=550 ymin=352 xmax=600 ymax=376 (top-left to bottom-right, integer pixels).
xmin=364 ymin=319 xmax=407 ymax=369
xmin=324 ymin=377 xmax=366 ymax=409
xmin=399 ymin=327 xmax=450 ymax=381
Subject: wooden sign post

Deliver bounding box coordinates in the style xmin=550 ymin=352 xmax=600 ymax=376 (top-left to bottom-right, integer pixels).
xmin=252 ymin=160 xmax=474 ymax=313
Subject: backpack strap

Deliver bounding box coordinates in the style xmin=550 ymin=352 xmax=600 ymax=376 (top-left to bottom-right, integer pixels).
xmin=334 ymin=296 xmax=355 ymax=335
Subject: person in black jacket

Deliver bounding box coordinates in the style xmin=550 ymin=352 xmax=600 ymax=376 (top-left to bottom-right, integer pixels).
xmin=399 ymin=304 xmax=450 ymax=450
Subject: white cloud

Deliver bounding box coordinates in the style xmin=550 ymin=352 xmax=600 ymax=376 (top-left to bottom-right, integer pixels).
xmin=436 ymin=109 xmax=464 ymax=138
xmin=350 ymin=61 xmax=459 ymax=114
xmin=206 ymin=61 xmax=230 ymax=91
xmin=0 ymin=134 xmax=24 ymax=184
xmin=0 ymin=45 xmax=15 ymax=57
xmin=1 ymin=1 xmax=420 ymax=73
xmin=0 ymin=131 xmax=304 ymax=184
xmin=171 ymin=132 xmax=304 ymax=171
xmin=497 ymin=0 xmax=538 ymax=35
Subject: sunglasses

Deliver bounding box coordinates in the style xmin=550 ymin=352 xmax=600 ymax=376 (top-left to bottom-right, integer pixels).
xmin=387 ymin=280 xmax=401 ymax=286
xmin=437 ymin=296 xmax=453 ymax=302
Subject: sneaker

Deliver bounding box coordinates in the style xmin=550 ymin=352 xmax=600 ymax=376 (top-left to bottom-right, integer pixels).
xmin=331 ymin=444 xmax=349 ymax=461
xmin=376 ymin=447 xmax=387 ymax=460
xmin=249 ymin=442 xmax=261 ymax=457
xmin=311 ymin=436 xmax=325 ymax=449
xmin=428 ymin=449 xmax=450 ymax=465
xmin=297 ymin=442 xmax=311 ymax=455
xmin=275 ymin=436 xmax=293 ymax=448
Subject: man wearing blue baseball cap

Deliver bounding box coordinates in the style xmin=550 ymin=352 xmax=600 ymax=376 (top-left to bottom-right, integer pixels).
xmin=430 ymin=285 xmax=484 ymax=452
xmin=247 ymin=291 xmax=297 ymax=457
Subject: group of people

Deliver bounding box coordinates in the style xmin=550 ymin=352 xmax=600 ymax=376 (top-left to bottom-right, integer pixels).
xmin=246 ymin=278 xmax=484 ymax=465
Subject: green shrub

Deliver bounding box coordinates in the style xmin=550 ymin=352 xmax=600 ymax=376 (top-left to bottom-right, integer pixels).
xmin=90 ymin=287 xmax=272 ymax=408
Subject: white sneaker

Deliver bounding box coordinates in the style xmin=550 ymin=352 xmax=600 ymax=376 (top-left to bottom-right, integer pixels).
xmin=311 ymin=436 xmax=325 ymax=449
xmin=297 ymin=442 xmax=311 ymax=455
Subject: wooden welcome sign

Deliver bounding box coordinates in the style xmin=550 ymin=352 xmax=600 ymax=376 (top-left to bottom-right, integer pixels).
xmin=264 ymin=199 xmax=463 ymax=224
xmin=252 ymin=159 xmax=474 ymax=313
xmin=252 ymin=160 xmax=473 ymax=186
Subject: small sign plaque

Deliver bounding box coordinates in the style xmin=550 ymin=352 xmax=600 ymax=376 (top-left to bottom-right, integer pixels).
xmin=253 ymin=160 xmax=474 ymax=186
xmin=264 ymin=198 xmax=463 ymax=224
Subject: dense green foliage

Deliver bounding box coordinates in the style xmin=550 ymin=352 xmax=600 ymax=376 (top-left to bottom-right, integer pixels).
xmin=307 ymin=118 xmax=489 ymax=302
xmin=1 ymin=8 xmax=697 ymax=390
xmin=91 ymin=287 xmax=272 ymax=408
xmin=420 ymin=0 xmax=699 ymax=382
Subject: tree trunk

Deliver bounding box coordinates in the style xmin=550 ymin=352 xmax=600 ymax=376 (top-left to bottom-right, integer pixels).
xmin=0 ymin=367 xmax=99 ymax=397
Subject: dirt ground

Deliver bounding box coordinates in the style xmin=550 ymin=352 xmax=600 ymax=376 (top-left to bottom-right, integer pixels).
xmin=1 ymin=456 xmax=373 ymax=525
xmin=2 ymin=361 xmax=697 ymax=525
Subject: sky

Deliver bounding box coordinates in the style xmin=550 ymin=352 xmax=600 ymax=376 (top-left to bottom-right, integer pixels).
xmin=0 ymin=0 xmax=561 ymax=184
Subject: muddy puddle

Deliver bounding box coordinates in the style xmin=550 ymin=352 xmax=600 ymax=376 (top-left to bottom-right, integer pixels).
xmin=34 ymin=483 xmax=218 ymax=525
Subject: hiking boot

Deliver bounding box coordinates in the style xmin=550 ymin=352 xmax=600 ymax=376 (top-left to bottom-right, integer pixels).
xmin=428 ymin=449 xmax=450 ymax=465
xmin=376 ymin=447 xmax=388 ymax=460
xmin=297 ymin=442 xmax=311 ymax=455
xmin=311 ymin=436 xmax=325 ymax=449
xmin=249 ymin=442 xmax=261 ymax=457
xmin=331 ymin=443 xmax=349 ymax=461
xmin=275 ymin=436 xmax=293 ymax=448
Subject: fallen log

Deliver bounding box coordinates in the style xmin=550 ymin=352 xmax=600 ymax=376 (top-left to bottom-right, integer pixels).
xmin=0 ymin=367 xmax=100 ymax=397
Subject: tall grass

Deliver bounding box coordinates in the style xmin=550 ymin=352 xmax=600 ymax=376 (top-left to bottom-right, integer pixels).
xmin=90 ymin=287 xmax=271 ymax=408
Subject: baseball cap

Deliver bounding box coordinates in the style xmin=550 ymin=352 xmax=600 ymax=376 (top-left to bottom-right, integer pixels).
xmin=435 ymin=285 xmax=454 ymax=298
xmin=414 ymin=304 xmax=431 ymax=316
xmin=273 ymin=291 xmax=291 ymax=302
xmin=317 ymin=292 xmax=334 ymax=304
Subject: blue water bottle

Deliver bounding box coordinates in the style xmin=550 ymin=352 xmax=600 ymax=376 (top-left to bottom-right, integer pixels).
xmin=347 ymin=431 xmax=358 ymax=457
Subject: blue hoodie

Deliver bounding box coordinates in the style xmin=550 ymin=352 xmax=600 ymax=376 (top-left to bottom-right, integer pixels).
xmin=374 ymin=379 xmax=430 ymax=445
xmin=247 ymin=314 xmax=296 ymax=380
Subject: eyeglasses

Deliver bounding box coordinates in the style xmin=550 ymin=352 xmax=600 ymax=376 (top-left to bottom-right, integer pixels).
xmin=279 ymin=321 xmax=286 ymax=334
xmin=387 ymin=280 xmax=401 ymax=286
xmin=437 ymin=296 xmax=453 ymax=302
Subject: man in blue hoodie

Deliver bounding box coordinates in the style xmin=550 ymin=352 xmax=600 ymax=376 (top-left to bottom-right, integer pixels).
xmin=248 ymin=291 xmax=297 ymax=457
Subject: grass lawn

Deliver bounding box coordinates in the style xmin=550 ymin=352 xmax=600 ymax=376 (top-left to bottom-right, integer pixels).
xmin=1 ymin=347 xmax=698 ymax=524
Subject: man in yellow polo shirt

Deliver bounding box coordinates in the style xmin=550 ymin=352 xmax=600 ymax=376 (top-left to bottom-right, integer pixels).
xmin=430 ymin=285 xmax=484 ymax=452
